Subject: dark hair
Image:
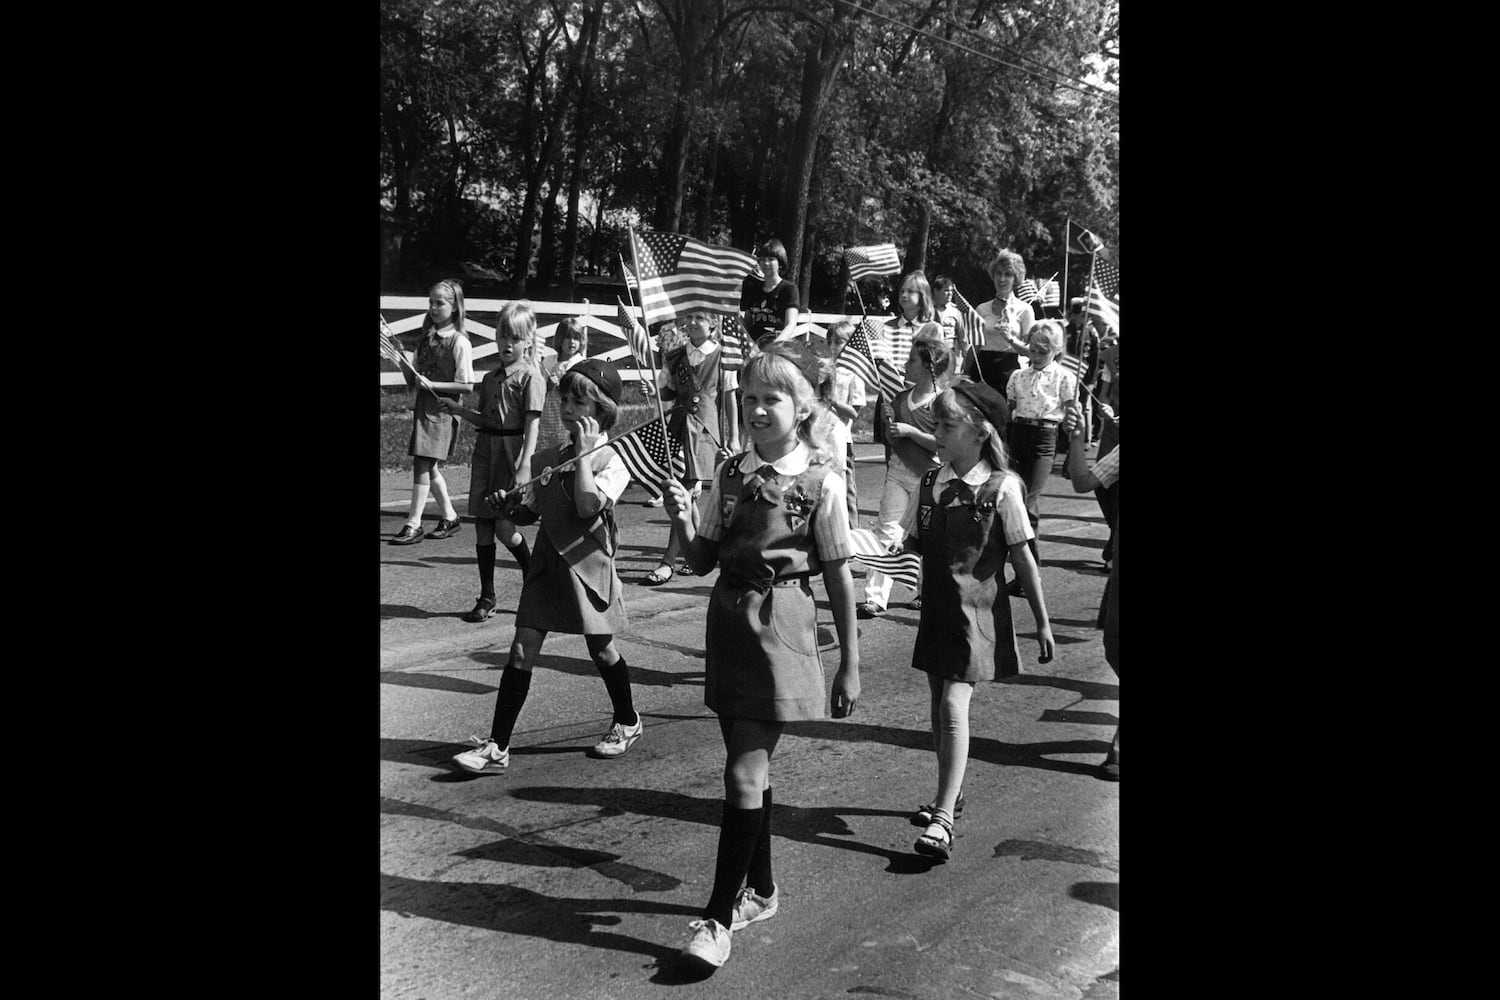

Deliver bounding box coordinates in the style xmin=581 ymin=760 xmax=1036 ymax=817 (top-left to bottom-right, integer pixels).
xmin=756 ymin=237 xmax=788 ymax=272
xmin=557 ymin=369 xmax=619 ymax=431
xmin=932 ymin=275 xmax=954 ymax=292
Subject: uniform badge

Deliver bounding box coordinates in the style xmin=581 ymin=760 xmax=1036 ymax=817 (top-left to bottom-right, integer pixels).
xmin=721 ymin=494 xmax=738 ymax=522
xmin=918 ymin=503 xmax=934 ymax=532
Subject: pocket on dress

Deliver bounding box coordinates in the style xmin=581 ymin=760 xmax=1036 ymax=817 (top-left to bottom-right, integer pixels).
xmin=767 ymin=587 xmax=818 ymax=656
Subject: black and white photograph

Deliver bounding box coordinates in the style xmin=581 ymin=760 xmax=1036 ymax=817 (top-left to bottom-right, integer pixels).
xmin=379 ymin=2 xmax=1122 ymax=995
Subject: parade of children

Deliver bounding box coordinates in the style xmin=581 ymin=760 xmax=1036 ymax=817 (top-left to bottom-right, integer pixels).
xmin=381 ymin=263 xmax=1117 ymax=983
xmin=450 ymin=357 xmax=644 ymax=775
xmin=658 ymin=341 xmax=860 ymax=970
xmin=440 ymin=300 xmax=547 ymax=622
xmin=391 ymin=279 xmax=475 ymax=546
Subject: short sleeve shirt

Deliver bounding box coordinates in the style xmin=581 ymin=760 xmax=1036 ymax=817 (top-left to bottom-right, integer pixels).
xmin=975 ymin=296 xmax=1034 ymax=353
xmin=1091 ymin=445 xmax=1119 ymax=489
xmin=1005 ymin=360 xmax=1078 ymax=421
xmin=900 ymin=460 xmax=1034 ymax=546
xmin=698 ymin=443 xmax=853 ymax=561
xmin=741 ymin=278 xmax=800 ymax=344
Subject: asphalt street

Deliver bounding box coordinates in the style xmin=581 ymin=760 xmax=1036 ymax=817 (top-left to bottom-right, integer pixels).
xmin=380 ymin=442 xmax=1119 ymax=1000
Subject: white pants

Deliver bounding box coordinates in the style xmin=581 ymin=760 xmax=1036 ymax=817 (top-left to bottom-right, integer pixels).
xmin=863 ymin=461 xmax=923 ymax=609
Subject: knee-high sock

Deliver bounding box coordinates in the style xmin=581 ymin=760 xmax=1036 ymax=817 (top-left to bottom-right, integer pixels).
xmin=704 ymin=804 xmax=764 ymax=927
xmin=476 ymin=544 xmax=497 ymax=601
xmin=406 ymin=483 xmax=430 ymax=528
xmin=505 ymin=536 xmax=531 ymax=576
xmin=595 ymin=656 xmax=638 ymax=726
xmin=487 ymin=663 xmax=532 ymax=749
xmin=745 ymin=787 xmax=774 ymax=897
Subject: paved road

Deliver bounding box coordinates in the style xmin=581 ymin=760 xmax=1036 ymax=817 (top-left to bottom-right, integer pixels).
xmin=380 ymin=443 xmax=1119 ymax=1000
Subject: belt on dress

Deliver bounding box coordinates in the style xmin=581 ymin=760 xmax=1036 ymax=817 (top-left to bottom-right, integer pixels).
xmin=477 ymin=427 xmax=523 ymax=436
xmin=1012 ymin=417 xmax=1059 ymax=427
xmin=721 ymin=571 xmax=813 ymax=594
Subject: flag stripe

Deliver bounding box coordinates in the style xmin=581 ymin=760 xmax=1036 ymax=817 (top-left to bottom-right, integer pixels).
xmin=845 ymin=243 xmax=902 ymax=281
xmin=632 ymin=230 xmax=758 ymax=327
xmin=609 ymin=419 xmax=685 ymax=497
xmin=617 ymin=297 xmax=655 ymax=371
xmin=847 ymin=527 xmax=920 ymax=589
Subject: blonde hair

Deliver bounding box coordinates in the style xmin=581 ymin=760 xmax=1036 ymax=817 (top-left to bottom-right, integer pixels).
xmin=1028 ymin=319 xmax=1066 ymax=359
xmin=933 ymin=387 xmax=1011 ymax=473
xmin=496 ymin=300 xmax=539 ymax=364
xmin=897 ymin=270 xmax=936 ymax=323
xmin=741 ymin=349 xmax=833 ymax=461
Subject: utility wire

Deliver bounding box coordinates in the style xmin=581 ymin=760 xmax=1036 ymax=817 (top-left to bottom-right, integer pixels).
xmin=833 ymin=0 xmax=1118 ymax=105
xmin=882 ymin=0 xmax=1118 ymax=100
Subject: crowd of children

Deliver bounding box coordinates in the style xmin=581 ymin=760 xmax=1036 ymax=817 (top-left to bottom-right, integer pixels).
xmin=382 ymin=266 xmax=1117 ymax=972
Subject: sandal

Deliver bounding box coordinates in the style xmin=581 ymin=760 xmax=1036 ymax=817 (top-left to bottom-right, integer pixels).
xmin=676 ymin=561 xmax=695 ymax=577
xmin=914 ymin=810 xmax=954 ymax=860
xmin=643 ymin=565 xmax=674 ymax=586
xmin=462 ymin=597 xmax=497 ymax=623
xmin=909 ymin=596 xmax=923 ymax=611
xmin=911 ymin=791 xmax=965 ymax=827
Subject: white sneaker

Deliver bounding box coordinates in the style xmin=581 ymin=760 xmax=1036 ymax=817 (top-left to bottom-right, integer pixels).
xmin=730 ymin=884 xmax=779 ymax=930
xmin=589 ymin=717 xmax=643 ymax=758
xmin=680 ymin=918 xmax=731 ymax=968
xmin=452 ymin=737 xmax=509 ymax=774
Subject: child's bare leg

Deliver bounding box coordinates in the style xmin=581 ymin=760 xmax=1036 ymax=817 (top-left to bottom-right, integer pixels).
xmin=933 ymin=679 xmax=973 ymax=819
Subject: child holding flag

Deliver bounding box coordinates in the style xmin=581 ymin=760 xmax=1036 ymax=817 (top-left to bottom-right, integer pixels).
xmin=451 ymin=358 xmax=644 ymax=773
xmin=659 ymin=342 xmax=859 ymax=970
xmin=391 ymin=279 xmax=474 ymax=545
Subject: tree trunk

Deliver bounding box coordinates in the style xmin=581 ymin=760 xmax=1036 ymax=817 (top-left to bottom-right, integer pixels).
xmin=562 ymin=8 xmax=602 ymax=284
xmin=654 ymin=0 xmax=714 ymax=231
xmin=904 ymin=199 xmax=930 ymax=276
xmin=538 ymin=160 xmax=563 ymax=286
xmin=512 ymin=0 xmax=606 ymax=292
xmin=777 ymin=6 xmax=852 ymax=285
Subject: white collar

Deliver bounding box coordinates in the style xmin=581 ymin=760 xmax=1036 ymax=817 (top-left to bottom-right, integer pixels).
xmin=935 ymin=458 xmax=995 ymax=487
xmin=688 ymin=339 xmax=718 ymax=357
xmin=738 ymin=442 xmax=810 ymax=477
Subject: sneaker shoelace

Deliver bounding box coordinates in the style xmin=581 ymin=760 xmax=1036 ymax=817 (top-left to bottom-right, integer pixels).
xmin=466 ymin=736 xmax=497 ymax=755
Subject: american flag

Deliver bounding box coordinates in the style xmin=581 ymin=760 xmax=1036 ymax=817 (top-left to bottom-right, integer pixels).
xmin=1015 ymin=279 xmax=1039 ymax=304
xmin=836 ymin=317 xmax=904 ymax=401
xmin=621 ymin=258 xmax=638 ymax=290
xmin=1088 ymin=259 xmax=1119 ymax=331
xmin=951 ymin=287 xmax=985 ymax=355
xmin=1036 ymin=277 xmax=1061 ymax=308
xmin=629 ymin=229 xmax=757 ymax=326
xmin=717 ymin=313 xmax=746 ymax=372
xmin=617 ymin=297 xmax=655 ymax=371
xmin=844 ymin=243 xmax=901 ymax=282
xmin=848 ymin=527 xmax=921 ymax=590
xmin=379 ymin=318 xmax=412 ymax=371
xmin=610 ymin=418 xmax=686 ymax=497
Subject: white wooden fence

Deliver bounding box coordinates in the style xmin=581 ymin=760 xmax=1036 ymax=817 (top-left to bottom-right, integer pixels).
xmin=379 ymin=296 xmax=872 ymax=388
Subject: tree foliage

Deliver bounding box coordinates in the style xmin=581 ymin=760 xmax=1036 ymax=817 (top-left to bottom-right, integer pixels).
xmin=380 ymin=0 xmax=1119 ymax=304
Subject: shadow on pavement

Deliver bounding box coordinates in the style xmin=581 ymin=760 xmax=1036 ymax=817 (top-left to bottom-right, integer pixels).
xmin=1069 ymin=881 xmax=1119 ymax=911
xmin=380 ymin=872 xmax=696 ymax=963
xmin=380 ymin=671 xmax=495 ymax=695
xmin=783 ymin=719 xmax=1110 ymax=777
xmin=453 ymin=650 xmax=702 ymax=687
xmin=1000 ymin=674 xmax=1118 ymax=701
xmin=509 ymin=785 xmax=932 ymax=873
